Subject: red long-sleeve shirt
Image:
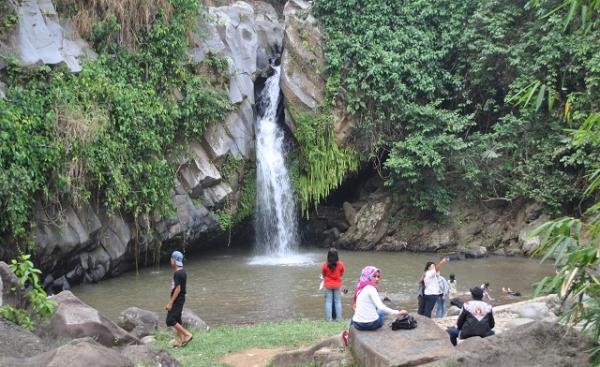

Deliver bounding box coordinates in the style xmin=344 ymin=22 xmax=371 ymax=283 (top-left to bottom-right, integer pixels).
xmin=321 ymin=261 xmax=345 ymax=289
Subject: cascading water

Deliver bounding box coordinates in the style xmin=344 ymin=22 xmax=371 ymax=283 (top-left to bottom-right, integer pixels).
xmin=251 ymin=64 xmax=309 ymax=265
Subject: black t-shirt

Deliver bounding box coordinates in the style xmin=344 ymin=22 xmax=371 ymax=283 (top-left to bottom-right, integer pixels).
xmin=171 ymin=268 xmax=187 ymax=302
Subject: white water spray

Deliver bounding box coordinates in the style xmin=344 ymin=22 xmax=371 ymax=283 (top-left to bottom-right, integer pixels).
xmin=252 ymin=65 xmax=310 ymax=265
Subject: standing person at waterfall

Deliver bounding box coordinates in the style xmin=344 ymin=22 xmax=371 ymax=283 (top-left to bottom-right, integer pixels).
xmin=435 ymin=273 xmax=450 ymax=318
xmin=420 ymin=257 xmax=449 ymax=318
xmin=351 ymin=266 xmax=407 ymax=330
xmin=322 ymin=248 xmax=345 ymax=321
xmin=165 ymin=250 xmax=193 ymax=348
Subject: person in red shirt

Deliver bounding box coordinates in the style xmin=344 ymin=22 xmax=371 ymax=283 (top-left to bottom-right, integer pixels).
xmin=321 ymin=248 xmax=345 ymax=321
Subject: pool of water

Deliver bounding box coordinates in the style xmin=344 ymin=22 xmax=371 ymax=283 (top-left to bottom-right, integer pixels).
xmin=72 ymin=248 xmax=553 ymax=326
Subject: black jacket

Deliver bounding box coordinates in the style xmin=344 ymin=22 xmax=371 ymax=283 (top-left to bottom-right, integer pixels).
xmin=457 ymin=300 xmax=495 ymax=339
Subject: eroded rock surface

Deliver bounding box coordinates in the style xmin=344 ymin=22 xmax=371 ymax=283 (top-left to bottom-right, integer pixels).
xmin=349 ymin=314 xmax=455 ymax=367
xmin=43 ymin=291 xmax=138 ymax=347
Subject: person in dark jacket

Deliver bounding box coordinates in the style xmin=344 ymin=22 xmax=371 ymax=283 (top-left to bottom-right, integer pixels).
xmin=446 ymin=286 xmax=495 ymax=346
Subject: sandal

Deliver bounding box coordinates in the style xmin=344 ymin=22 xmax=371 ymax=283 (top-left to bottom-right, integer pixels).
xmin=181 ymin=334 xmax=193 ymax=347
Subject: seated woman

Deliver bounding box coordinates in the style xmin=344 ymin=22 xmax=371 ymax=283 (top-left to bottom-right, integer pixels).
xmin=351 ymin=266 xmax=407 ymax=331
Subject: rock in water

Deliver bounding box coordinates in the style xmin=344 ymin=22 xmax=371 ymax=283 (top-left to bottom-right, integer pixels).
xmin=349 ymin=314 xmax=455 ymax=366
xmin=118 ymin=307 xmax=159 ymax=338
xmin=43 ymin=291 xmax=138 ymax=346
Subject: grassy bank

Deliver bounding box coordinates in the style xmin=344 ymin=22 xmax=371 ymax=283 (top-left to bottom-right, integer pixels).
xmin=154 ymin=320 xmax=347 ymax=367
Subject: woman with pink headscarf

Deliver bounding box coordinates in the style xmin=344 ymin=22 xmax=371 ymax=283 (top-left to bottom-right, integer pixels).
xmin=351 ymin=266 xmax=407 ymax=330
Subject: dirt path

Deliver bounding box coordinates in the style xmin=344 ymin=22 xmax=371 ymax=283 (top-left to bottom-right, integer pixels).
xmin=219 ymin=347 xmax=284 ymax=367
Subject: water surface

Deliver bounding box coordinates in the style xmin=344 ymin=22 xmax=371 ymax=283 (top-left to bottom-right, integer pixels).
xmin=73 ymin=248 xmax=553 ymax=325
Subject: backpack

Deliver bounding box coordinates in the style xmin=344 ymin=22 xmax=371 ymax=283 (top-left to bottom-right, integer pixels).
xmin=390 ymin=314 xmax=418 ymax=330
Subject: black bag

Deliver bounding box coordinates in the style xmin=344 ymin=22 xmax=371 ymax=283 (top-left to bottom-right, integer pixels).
xmin=390 ymin=314 xmax=418 ymax=330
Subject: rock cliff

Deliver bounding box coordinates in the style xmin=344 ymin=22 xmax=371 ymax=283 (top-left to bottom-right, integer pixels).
xmin=0 ymin=0 xmax=284 ymax=286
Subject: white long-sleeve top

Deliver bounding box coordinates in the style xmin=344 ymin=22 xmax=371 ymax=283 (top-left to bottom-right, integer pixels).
xmin=352 ymin=285 xmax=400 ymax=323
xmin=424 ymin=269 xmax=441 ymax=295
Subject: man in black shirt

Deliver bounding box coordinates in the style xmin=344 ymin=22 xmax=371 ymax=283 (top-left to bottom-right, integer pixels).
xmin=447 ymin=286 xmax=495 ymax=346
xmin=165 ymin=250 xmax=193 ymax=347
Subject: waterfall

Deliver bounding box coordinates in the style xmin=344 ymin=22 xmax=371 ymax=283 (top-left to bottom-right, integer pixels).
xmin=252 ymin=65 xmax=303 ymax=264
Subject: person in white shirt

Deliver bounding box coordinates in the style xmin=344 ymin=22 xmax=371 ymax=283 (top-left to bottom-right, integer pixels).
xmin=419 ymin=257 xmax=448 ymax=318
xmin=351 ymin=266 xmax=407 ymax=330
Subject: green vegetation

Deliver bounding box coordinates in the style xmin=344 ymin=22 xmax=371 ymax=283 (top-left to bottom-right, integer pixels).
xmin=154 ymin=319 xmax=347 ymax=367
xmin=291 ymin=107 xmax=359 ymax=217
xmin=0 ymin=1 xmax=17 ymax=37
xmin=0 ymin=254 xmax=55 ymax=330
xmin=0 ymin=0 xmax=231 ymax=241
xmin=313 ymin=0 xmax=599 ymax=216
xmin=215 ymin=157 xmax=256 ymax=231
xmin=529 ymin=0 xmax=600 ymax=362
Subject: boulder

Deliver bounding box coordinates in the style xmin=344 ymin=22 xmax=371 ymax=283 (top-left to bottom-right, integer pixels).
xmin=120 ymin=345 xmax=180 ymax=367
xmin=0 ymin=319 xmax=50 ymax=360
xmin=349 ymin=314 xmax=455 ymax=367
xmin=429 ymin=322 xmax=593 ymax=367
xmin=270 ymin=335 xmax=344 ymax=367
xmin=17 ymin=337 xmax=133 ymax=367
xmin=511 ymin=301 xmax=551 ymax=321
xmin=0 ymin=261 xmax=24 ymax=308
xmin=458 ymin=246 xmax=488 ymax=258
xmin=182 ymin=308 xmax=209 ymax=332
xmin=44 ymin=291 xmax=138 ymax=346
xmin=140 ymin=335 xmax=157 ymax=345
xmin=3 ymin=0 xmax=95 ymax=72
xmin=504 ymin=317 xmax=535 ymax=329
xmin=446 ymin=306 xmax=461 ymax=317
xmin=253 ymin=1 xmax=284 ymax=75
xmin=313 ymin=347 xmax=350 ymax=367
xmin=118 ymin=307 xmax=159 ymax=338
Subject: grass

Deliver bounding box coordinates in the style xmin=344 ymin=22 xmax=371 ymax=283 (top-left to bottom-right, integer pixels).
xmin=154 ymin=320 xmax=348 ymax=367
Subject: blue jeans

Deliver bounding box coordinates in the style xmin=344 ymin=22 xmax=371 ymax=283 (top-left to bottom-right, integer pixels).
xmin=351 ymin=310 xmax=385 ymax=331
xmin=436 ymin=296 xmax=448 ymax=318
xmin=324 ymin=288 xmax=342 ymax=321
xmin=423 ymin=294 xmax=440 ymax=318
xmin=447 ymin=326 xmax=460 ymax=346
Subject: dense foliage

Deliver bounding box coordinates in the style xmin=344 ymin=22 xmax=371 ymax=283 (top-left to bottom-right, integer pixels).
xmin=0 ymin=254 xmax=55 ymax=330
xmin=0 ymin=0 xmax=231 ymax=241
xmin=290 ymin=107 xmax=359 ymax=217
xmin=313 ymin=0 xmax=599 ymax=215
xmin=530 ymin=0 xmax=600 ymax=361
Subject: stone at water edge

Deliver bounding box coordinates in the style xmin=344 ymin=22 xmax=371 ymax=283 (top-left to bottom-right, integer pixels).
xmin=43 ymin=291 xmax=139 ymax=347
xmin=349 ymin=314 xmax=455 ymax=367
xmin=182 ymin=308 xmax=209 ymax=332
xmin=511 ymin=301 xmax=551 ymax=321
xmin=118 ymin=307 xmax=160 ymax=338
xmin=458 ymin=246 xmax=488 ymax=258
xmin=0 ymin=318 xmax=50 ymax=360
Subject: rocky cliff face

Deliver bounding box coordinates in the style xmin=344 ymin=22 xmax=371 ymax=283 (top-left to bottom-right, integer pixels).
xmin=0 ymin=0 xmax=284 ymax=287
xmin=305 ymin=174 xmax=549 ymax=257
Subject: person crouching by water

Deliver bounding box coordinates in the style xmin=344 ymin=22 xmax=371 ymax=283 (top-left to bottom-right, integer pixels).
xmin=419 ymin=257 xmax=449 ymax=318
xmin=351 ymin=266 xmax=407 ymax=330
xmin=446 ymin=286 xmax=495 ymax=346
xmin=322 ymin=248 xmax=345 ymax=321
xmin=165 ymin=251 xmax=193 ymax=347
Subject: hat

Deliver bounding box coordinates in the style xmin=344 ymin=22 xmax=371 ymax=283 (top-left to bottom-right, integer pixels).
xmin=171 ymin=251 xmax=183 ymax=267
xmin=470 ymin=286 xmax=484 ymax=299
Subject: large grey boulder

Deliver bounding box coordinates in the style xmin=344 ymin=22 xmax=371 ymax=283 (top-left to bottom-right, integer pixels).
xmin=120 ymin=345 xmax=180 ymax=367
xmin=458 ymin=246 xmax=488 ymax=259
xmin=43 ymin=291 xmax=138 ymax=347
xmin=15 ymin=337 xmax=133 ymax=367
xmin=0 ymin=319 xmax=50 ymax=361
xmin=253 ymin=2 xmax=284 ymax=75
xmin=428 ymin=322 xmax=592 ymax=367
xmin=2 ymin=0 xmax=94 ymax=72
xmin=349 ymin=314 xmax=455 ymax=367
xmin=118 ymin=307 xmax=159 ymax=338
xmin=182 ymin=308 xmax=209 ymax=332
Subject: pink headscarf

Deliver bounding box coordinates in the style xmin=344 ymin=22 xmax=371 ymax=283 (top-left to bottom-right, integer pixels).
xmin=353 ymin=266 xmax=380 ymax=303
